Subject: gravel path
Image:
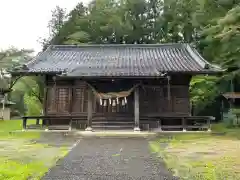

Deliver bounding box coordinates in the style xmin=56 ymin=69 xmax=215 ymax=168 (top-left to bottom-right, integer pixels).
xmin=42 ymin=137 xmax=178 ymax=180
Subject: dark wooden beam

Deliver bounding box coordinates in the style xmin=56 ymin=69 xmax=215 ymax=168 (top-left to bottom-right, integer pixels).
xmin=45 ymin=119 xmax=49 ymax=131
xmin=182 ymin=118 xmax=186 ymax=132
xmin=207 ymin=118 xmax=211 ymax=132
xmin=134 ymin=87 xmax=140 ymax=131
xmin=68 ymin=83 xmax=73 ymax=131
xmin=51 ymin=76 xmax=57 ymax=112
xmin=69 ymin=84 xmax=73 ymax=114
xmin=36 ymin=118 xmax=40 ymax=125
xmin=86 ymin=87 xmax=93 ymax=131
xmin=43 ymin=75 xmax=47 ymax=115
xmin=69 ymin=117 xmax=73 ymax=131
xmin=167 ymin=76 xmax=171 ymax=101
xmin=158 ymin=119 xmax=162 ymax=131
xmin=42 ymin=75 xmax=47 ymax=126
xmin=22 ymin=117 xmax=27 ymax=130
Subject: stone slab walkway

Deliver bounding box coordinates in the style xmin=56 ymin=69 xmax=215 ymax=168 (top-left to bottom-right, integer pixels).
xmin=42 ymin=137 xmax=178 ymax=180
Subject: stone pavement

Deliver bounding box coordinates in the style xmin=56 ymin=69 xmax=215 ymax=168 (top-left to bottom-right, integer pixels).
xmin=42 ymin=137 xmax=178 ymax=180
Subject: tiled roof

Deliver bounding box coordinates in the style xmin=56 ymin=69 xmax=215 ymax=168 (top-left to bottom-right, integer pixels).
xmin=23 ymin=44 xmax=221 ymax=77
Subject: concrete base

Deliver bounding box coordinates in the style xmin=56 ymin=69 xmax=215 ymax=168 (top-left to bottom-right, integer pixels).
xmin=134 ymin=127 xmax=141 ymax=132
xmin=75 ymin=130 xmax=155 ymax=137
xmin=85 ymin=127 xmax=93 ymax=131
xmin=207 ymin=129 xmax=211 ymax=132
xmin=182 ymin=129 xmax=187 ymax=132
xmin=45 ymin=129 xmax=49 ymax=132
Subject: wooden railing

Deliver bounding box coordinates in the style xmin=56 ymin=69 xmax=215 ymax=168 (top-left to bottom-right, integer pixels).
xmin=21 ymin=114 xmax=87 ymax=130
xmin=139 ymin=115 xmax=215 ymax=131
xmin=18 ymin=114 xmax=215 ymax=131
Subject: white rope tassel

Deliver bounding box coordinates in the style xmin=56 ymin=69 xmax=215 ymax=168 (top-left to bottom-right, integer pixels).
xmin=116 ymin=97 xmax=119 ymax=104
xmin=109 ymin=98 xmax=112 ymax=105
xmin=124 ymin=97 xmax=127 ymax=104
xmin=112 ymin=99 xmax=116 ymax=106
xmin=103 ymin=100 xmax=107 ymax=106
xmin=100 ymin=98 xmax=103 ymax=106
xmin=122 ymin=99 xmax=125 ymax=106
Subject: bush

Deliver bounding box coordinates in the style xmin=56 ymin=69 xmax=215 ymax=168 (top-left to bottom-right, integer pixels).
xmin=223 ymin=108 xmax=240 ymax=127
xmin=24 ymin=94 xmax=42 ymax=116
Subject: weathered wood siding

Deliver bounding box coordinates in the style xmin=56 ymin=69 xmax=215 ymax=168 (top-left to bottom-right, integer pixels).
xmin=72 ymin=80 xmax=89 ymax=114
xmin=45 ymin=75 xmax=191 ymax=118
xmin=139 ymin=85 xmax=190 ymax=116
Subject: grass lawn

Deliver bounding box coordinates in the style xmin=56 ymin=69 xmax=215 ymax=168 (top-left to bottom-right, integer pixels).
xmin=149 ymin=124 xmax=240 ymax=180
xmin=0 ymin=120 xmax=69 ymax=180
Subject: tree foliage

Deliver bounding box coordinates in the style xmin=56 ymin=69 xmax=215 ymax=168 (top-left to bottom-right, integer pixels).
xmin=0 ymin=48 xmax=43 ymax=117
xmin=38 ymin=0 xmax=240 ymax=116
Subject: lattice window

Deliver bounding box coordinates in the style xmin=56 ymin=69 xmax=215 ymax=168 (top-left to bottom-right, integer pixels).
xmin=72 ymin=87 xmax=85 ymax=113
xmin=57 ymin=88 xmax=69 ymax=113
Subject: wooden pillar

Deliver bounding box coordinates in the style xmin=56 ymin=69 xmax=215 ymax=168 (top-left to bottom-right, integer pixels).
xmin=53 ymin=76 xmax=57 ymax=112
xmin=36 ymin=118 xmax=40 ymax=125
xmin=43 ymin=87 xmax=47 ymax=116
xmin=42 ymin=75 xmax=47 ymax=126
xmin=69 ymin=117 xmax=72 ymax=131
xmin=68 ymin=83 xmax=73 ymax=131
xmin=42 ymin=75 xmax=47 ymax=115
xmin=182 ymin=118 xmax=186 ymax=132
xmin=45 ymin=119 xmax=49 ymax=131
xmin=22 ymin=117 xmax=27 ymax=130
xmin=167 ymin=76 xmax=171 ymax=100
xmin=44 ymin=77 xmax=50 ymax=130
xmin=43 ymin=87 xmax=47 ymax=127
xmin=69 ymin=83 xmax=73 ymax=113
xmin=134 ymin=87 xmax=140 ymax=131
xmin=221 ymin=100 xmax=224 ymax=121
xmin=207 ymin=118 xmax=211 ymax=132
xmin=158 ymin=119 xmax=162 ymax=131
xmin=167 ymin=76 xmax=171 ymax=112
xmin=85 ymin=87 xmax=93 ymax=131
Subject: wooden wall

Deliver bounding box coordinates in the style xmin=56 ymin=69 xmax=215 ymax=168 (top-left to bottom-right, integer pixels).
xmin=139 ymin=85 xmax=190 ymax=116
xmin=45 ymin=75 xmax=191 ymax=117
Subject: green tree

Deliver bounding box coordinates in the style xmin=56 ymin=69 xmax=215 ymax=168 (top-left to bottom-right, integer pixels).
xmin=0 ymin=48 xmax=45 ymax=116
xmin=42 ymin=0 xmax=240 ymax=116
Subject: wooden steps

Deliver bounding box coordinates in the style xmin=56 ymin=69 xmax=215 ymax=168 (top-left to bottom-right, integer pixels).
xmin=48 ymin=125 xmax=70 ymax=130
xmin=92 ymin=125 xmax=134 ymax=131
xmin=92 ymin=117 xmax=134 ymax=130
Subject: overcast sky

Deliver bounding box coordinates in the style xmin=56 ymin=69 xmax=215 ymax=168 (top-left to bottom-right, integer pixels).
xmin=0 ymin=0 xmax=90 ymax=53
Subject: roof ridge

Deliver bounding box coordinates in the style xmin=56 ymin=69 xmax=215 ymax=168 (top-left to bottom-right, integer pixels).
xmin=50 ymin=43 xmax=187 ymax=49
